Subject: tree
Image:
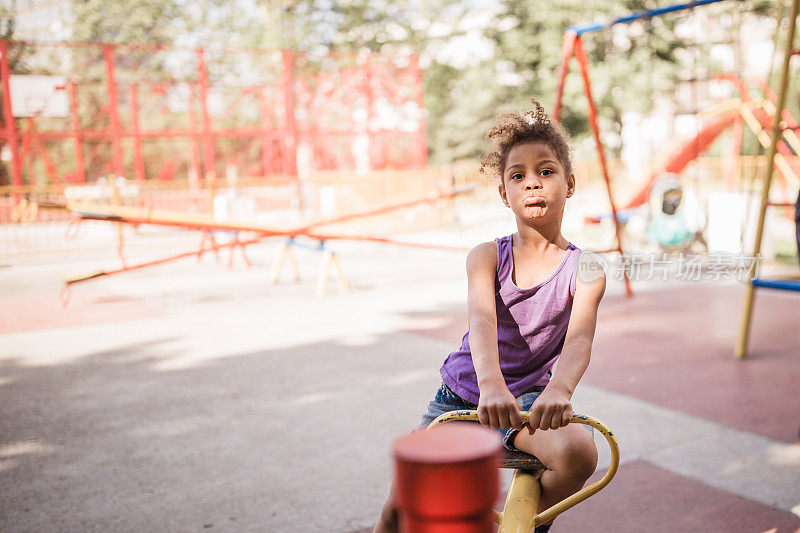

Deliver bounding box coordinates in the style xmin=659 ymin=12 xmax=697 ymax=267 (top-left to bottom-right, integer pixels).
xmin=460 ymin=0 xmax=745 ymax=161
xmin=71 ymin=0 xmax=182 ymax=44
xmin=7 ymin=0 xmax=779 ymax=169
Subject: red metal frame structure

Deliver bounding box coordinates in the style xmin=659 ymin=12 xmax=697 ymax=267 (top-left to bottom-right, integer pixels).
xmin=0 ymin=40 xmax=427 ymax=192
xmin=552 ymin=1 xmax=732 ymax=298
xmin=56 ymin=184 xmax=475 ymax=304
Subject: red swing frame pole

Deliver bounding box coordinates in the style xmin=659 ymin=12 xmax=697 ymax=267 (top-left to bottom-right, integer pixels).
xmin=0 ymin=40 xmax=23 ymax=191
xmin=553 ymin=32 xmax=633 ymax=297
xmin=553 ymin=30 xmax=577 ymax=124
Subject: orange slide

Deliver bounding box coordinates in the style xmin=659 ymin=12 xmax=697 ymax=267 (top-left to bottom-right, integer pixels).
xmin=619 ymin=73 xmax=800 ymax=212
xmin=621 ymin=109 xmax=740 ymax=210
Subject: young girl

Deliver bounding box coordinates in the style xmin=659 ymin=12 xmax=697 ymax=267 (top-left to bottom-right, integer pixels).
xmin=373 ymin=100 xmax=605 ymax=533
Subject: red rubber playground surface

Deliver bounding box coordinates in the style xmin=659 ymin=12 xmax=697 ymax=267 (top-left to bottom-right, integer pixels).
xmin=0 ymin=290 xmax=162 ymax=335
xmin=584 ymin=283 xmax=800 ymax=445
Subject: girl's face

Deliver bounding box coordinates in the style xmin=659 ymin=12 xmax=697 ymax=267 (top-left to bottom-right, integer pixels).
xmin=498 ymin=142 xmax=575 ymax=224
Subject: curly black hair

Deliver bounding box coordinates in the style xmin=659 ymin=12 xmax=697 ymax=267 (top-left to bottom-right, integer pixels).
xmin=479 ymin=99 xmax=574 ymax=182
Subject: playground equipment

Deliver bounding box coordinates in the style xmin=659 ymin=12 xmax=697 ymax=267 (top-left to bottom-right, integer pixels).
xmin=736 ymin=0 xmax=800 ymax=359
xmin=551 ymin=0 xmax=734 ymax=297
xmin=582 ymin=95 xmax=800 ymax=221
xmin=0 ymin=40 xmax=426 ymax=190
xmin=393 ymin=424 xmax=502 ymax=531
xmin=587 ymin=91 xmax=800 ymax=255
xmin=553 ymin=0 xmax=800 ymax=286
xmin=52 ymin=184 xmax=474 ymax=304
xmin=0 ymin=38 xmax=462 ymax=301
xmin=414 ymin=410 xmax=620 ymax=532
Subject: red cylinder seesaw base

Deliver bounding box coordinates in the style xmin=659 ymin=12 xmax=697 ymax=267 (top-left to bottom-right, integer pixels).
xmin=393 ymin=423 xmax=502 ymax=532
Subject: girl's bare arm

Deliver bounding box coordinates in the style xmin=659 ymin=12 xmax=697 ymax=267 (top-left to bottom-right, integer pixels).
xmin=466 ymin=242 xmax=523 ymax=431
xmin=528 ymin=255 xmax=606 ymax=432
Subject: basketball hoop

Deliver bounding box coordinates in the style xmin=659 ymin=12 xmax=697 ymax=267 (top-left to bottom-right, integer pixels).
xmin=9 ymin=75 xmax=69 ymax=118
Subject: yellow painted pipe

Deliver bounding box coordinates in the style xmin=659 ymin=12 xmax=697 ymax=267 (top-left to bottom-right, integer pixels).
xmin=499 ymin=469 xmax=541 ymax=532
xmin=736 ymin=0 xmax=799 ymax=359
xmin=427 ymin=410 xmax=621 ymax=527
xmin=760 ymin=99 xmax=800 ymax=158
xmin=738 ymin=101 xmax=800 ymax=189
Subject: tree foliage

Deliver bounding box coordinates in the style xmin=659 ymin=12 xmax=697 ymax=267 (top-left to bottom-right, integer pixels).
xmin=5 ymin=0 xmax=780 ymax=165
xmin=71 ymin=0 xmax=182 ymax=44
xmin=433 ymin=0 xmax=745 ymax=162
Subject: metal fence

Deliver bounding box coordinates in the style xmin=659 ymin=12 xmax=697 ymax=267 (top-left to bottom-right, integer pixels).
xmin=0 ymin=40 xmax=427 ymax=189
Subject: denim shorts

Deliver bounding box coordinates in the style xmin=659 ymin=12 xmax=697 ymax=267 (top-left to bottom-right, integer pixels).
xmin=419 ymin=381 xmax=594 ymax=452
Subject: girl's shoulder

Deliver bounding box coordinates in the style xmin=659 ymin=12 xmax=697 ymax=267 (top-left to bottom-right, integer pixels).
xmin=470 ymin=235 xmax=517 ymax=266
xmin=466 ymin=241 xmax=498 ymax=272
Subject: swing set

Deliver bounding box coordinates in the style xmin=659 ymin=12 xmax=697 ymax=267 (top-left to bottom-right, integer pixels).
xmin=551 ymin=0 xmax=740 ymax=299
xmin=549 ymin=0 xmax=800 ymax=359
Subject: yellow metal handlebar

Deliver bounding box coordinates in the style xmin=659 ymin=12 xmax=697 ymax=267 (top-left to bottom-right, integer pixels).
xmin=427 ymin=410 xmax=620 ymax=525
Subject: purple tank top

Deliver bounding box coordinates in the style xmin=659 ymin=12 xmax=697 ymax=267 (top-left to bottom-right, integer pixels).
xmin=440 ymin=235 xmax=582 ymax=404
